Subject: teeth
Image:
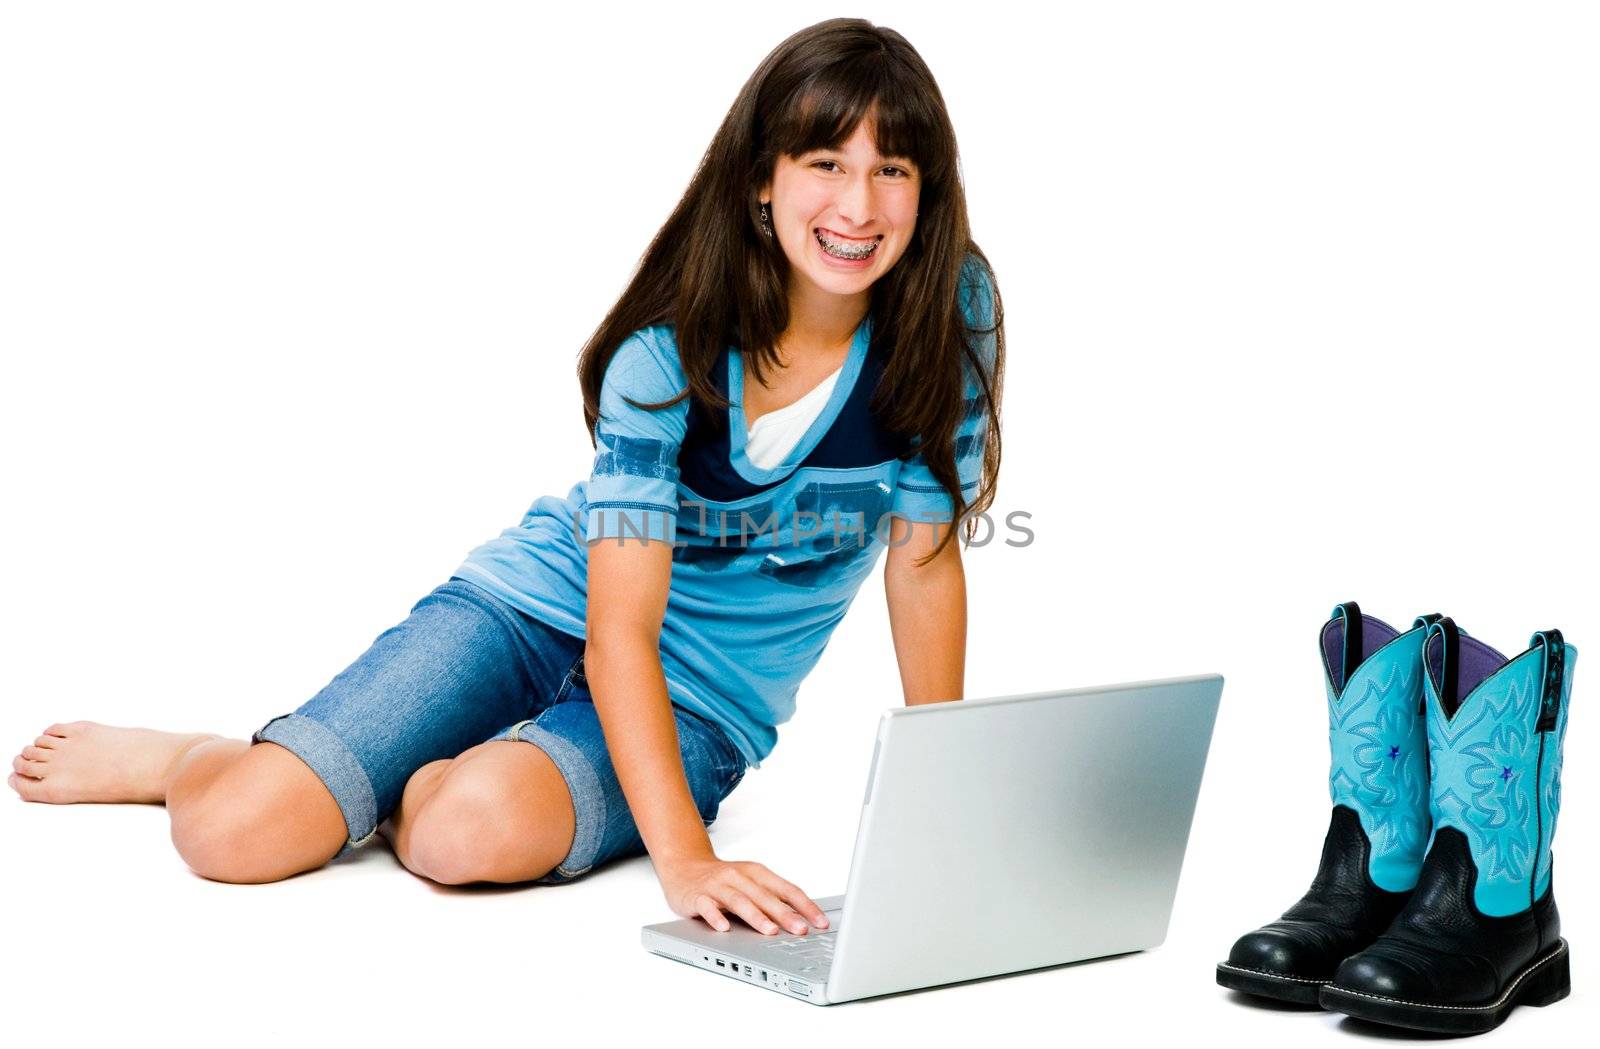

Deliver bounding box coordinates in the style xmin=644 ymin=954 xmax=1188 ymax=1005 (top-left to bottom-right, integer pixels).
xmin=816 ymin=229 xmax=879 ymax=260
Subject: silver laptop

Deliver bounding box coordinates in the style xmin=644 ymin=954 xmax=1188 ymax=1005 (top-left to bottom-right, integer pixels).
xmin=642 ymin=673 xmax=1224 ymax=1004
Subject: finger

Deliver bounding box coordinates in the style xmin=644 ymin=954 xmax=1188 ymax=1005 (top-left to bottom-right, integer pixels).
xmin=33 ymin=736 xmax=59 ymax=749
xmin=716 ymin=886 xmax=782 ymax=936
xmin=13 ymin=755 xmax=47 ymax=778
xmin=747 ymin=866 xmax=830 ymax=929
xmin=732 ymin=871 xmax=810 ymax=935
xmin=22 ymin=746 xmax=52 ymax=762
xmin=694 ymin=893 xmax=730 ymax=933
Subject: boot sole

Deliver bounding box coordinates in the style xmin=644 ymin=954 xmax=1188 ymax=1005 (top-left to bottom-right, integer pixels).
xmin=1215 ymin=961 xmax=1328 ymax=1005
xmin=1318 ymin=939 xmax=1571 ymax=1034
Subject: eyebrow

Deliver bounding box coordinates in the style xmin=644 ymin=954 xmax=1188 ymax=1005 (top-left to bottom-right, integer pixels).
xmin=807 ymin=149 xmax=917 ymax=167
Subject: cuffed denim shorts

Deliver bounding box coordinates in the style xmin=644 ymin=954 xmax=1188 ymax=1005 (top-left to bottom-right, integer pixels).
xmin=251 ymin=577 xmax=747 ymax=883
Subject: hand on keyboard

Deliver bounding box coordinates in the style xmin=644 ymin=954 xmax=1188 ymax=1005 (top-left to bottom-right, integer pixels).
xmin=655 ymin=854 xmax=831 ymax=937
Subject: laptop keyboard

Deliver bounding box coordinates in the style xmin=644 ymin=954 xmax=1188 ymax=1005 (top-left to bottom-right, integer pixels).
xmin=767 ymin=927 xmax=839 ymax=973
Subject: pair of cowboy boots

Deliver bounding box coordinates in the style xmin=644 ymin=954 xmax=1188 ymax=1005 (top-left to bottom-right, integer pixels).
xmin=1216 ymin=602 xmax=1576 ymax=1035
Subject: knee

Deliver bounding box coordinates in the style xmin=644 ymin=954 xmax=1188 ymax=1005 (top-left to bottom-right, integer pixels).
xmin=404 ymin=769 xmax=547 ymax=885
xmin=169 ymin=749 xmax=342 ymax=883
xmin=170 ymin=789 xmax=283 ymax=883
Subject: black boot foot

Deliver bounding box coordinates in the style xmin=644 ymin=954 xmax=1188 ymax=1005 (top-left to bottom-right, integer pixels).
xmin=1216 ymin=806 xmax=1411 ymax=1007
xmin=1215 ymin=959 xmax=1326 ymax=1006
xmin=1320 ymin=940 xmax=1570 ymax=1035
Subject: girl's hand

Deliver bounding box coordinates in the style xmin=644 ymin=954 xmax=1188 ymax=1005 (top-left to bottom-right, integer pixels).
xmin=655 ymin=854 xmax=831 ymax=936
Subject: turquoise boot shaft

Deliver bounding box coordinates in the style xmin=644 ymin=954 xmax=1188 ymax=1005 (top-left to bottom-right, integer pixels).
xmin=1422 ymin=622 xmax=1577 ymax=917
xmin=1322 ymin=603 xmax=1435 ymax=892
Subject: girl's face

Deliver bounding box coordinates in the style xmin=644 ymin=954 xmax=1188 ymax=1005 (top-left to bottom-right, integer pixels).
xmin=761 ymin=119 xmax=921 ymax=303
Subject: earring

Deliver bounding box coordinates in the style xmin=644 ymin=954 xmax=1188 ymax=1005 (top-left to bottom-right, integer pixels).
xmin=759 ymin=201 xmax=773 ymax=239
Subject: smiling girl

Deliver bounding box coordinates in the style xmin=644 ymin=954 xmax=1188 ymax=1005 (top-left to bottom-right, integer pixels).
xmin=10 ymin=17 xmax=1004 ymax=939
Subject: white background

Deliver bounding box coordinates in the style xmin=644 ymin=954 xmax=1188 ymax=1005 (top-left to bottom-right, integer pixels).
xmin=2 ymin=1 xmax=1595 ymax=1044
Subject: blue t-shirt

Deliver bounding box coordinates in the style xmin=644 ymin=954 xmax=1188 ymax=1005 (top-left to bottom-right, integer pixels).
xmin=453 ymin=253 xmax=996 ymax=768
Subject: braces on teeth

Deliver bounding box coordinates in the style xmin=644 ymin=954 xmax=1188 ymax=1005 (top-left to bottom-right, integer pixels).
xmin=816 ymin=229 xmax=878 ymax=260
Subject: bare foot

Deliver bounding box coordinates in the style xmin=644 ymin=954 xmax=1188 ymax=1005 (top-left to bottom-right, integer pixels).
xmin=9 ymin=721 xmax=223 ymax=804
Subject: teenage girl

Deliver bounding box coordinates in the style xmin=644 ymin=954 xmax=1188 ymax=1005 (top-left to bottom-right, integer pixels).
xmin=9 ymin=17 xmax=1005 ymax=941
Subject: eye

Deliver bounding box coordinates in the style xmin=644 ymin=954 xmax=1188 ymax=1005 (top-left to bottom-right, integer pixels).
xmin=811 ymin=159 xmax=914 ymax=178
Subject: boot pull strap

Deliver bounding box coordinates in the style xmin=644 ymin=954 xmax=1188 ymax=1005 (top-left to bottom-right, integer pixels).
xmin=1411 ymin=614 xmax=1445 ymax=713
xmin=1531 ymin=629 xmax=1566 ymax=732
xmin=1426 ymin=618 xmax=1462 ymax=717
xmin=1332 ymin=601 xmax=1363 ymax=687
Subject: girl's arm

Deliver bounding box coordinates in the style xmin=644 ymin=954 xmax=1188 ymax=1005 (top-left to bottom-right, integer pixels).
xmin=883 ymin=516 xmax=966 ymax=705
xmin=587 ymin=531 xmax=828 ymax=936
xmin=585 ymin=534 xmax=714 ymax=864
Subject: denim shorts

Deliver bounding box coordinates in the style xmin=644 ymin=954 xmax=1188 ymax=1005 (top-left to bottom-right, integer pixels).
xmin=251 ymin=577 xmax=747 ymax=883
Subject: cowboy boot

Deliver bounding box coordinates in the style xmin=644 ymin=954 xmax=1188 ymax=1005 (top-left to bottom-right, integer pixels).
xmin=1321 ymin=621 xmax=1575 ymax=1034
xmin=1216 ymin=602 xmax=1436 ymax=1004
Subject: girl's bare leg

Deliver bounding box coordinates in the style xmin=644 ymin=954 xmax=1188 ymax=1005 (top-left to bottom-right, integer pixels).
xmin=381 ymin=740 xmax=577 ymax=885
xmin=378 ymin=756 xmax=453 ymax=873
xmin=9 ymin=720 xmax=347 ymax=883
xmin=10 ymin=721 xmax=223 ymax=804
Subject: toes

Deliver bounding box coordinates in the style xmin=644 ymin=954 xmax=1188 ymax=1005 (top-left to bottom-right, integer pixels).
xmin=13 ymin=754 xmax=46 ymax=778
xmin=33 ymin=735 xmax=60 ymax=749
xmin=44 ymin=722 xmax=82 ymax=737
xmin=9 ymin=771 xmax=49 ymax=801
xmin=22 ymin=746 xmax=51 ymax=762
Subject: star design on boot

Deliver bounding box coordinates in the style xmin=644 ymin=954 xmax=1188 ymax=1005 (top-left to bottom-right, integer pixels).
xmin=1343 ymin=706 xmax=1427 ymax=862
xmin=1459 ymin=732 xmax=1536 ymax=883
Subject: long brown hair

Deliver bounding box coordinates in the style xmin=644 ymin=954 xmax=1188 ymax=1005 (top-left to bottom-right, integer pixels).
xmin=577 ymin=17 xmax=1004 ymax=565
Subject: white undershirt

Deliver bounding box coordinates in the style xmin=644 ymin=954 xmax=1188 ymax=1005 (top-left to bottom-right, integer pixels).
xmin=744 ymin=365 xmax=842 ymax=469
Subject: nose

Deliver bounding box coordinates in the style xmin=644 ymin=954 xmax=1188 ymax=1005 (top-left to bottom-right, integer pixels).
xmin=832 ymin=172 xmax=877 ymax=231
